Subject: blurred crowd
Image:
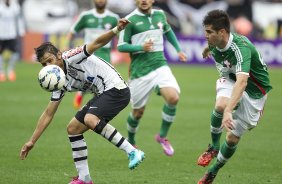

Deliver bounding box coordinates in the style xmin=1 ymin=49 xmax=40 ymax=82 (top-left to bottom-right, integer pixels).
xmin=11 ymin=0 xmax=282 ymax=40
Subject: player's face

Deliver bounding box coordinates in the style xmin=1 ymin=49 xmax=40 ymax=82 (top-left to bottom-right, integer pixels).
xmin=204 ymin=25 xmax=224 ymax=48
xmin=135 ymin=0 xmax=154 ymax=14
xmin=39 ymin=52 xmax=62 ymax=68
xmin=94 ymin=0 xmax=107 ymax=9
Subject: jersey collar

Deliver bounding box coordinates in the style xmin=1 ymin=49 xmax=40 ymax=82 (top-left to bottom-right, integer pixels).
xmin=134 ymin=8 xmax=155 ymax=16
xmin=92 ymin=8 xmax=109 ymax=18
xmin=216 ymin=33 xmax=233 ymax=52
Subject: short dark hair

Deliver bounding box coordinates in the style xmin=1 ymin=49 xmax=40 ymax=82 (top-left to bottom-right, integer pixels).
xmin=203 ymin=9 xmax=230 ymax=33
xmin=34 ymin=42 xmax=59 ymax=62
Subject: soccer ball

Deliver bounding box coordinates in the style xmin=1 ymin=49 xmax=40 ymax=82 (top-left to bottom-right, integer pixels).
xmin=38 ymin=65 xmax=66 ymax=92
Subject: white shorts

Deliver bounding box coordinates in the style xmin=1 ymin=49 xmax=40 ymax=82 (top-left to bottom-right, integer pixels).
xmin=128 ymin=65 xmax=180 ymax=109
xmin=216 ymin=78 xmax=267 ymax=137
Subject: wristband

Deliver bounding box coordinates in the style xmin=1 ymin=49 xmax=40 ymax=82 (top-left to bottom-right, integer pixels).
xmin=112 ymin=27 xmax=119 ymax=34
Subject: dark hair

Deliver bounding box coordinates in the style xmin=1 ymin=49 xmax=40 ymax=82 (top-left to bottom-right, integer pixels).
xmin=203 ymin=9 xmax=230 ymax=33
xmin=34 ymin=42 xmax=59 ymax=62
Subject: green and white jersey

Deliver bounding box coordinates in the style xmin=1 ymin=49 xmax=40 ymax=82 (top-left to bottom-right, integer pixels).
xmin=210 ymin=33 xmax=272 ymax=99
xmin=70 ymin=9 xmax=119 ymax=62
xmin=118 ymin=8 xmax=171 ymax=79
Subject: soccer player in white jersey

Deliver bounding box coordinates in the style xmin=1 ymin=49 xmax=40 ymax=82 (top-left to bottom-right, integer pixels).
xmin=118 ymin=0 xmax=187 ymax=156
xmin=66 ymin=0 xmax=120 ymax=109
xmin=197 ymin=10 xmax=272 ymax=184
xmin=20 ymin=18 xmax=145 ymax=184
xmin=0 ymin=0 xmax=25 ymax=82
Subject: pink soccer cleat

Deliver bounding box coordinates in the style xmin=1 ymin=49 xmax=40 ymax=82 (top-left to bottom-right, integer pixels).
xmin=69 ymin=176 xmax=93 ymax=184
xmin=155 ymin=134 xmax=174 ymax=156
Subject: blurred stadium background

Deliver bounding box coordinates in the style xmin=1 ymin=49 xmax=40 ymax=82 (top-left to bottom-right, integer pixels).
xmin=1 ymin=0 xmax=282 ymax=184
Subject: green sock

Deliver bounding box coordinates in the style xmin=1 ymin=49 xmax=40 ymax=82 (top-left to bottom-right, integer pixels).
xmin=160 ymin=104 xmax=176 ymax=138
xmin=127 ymin=113 xmax=139 ymax=145
xmin=209 ymin=140 xmax=237 ymax=174
xmin=211 ymin=110 xmax=223 ymax=150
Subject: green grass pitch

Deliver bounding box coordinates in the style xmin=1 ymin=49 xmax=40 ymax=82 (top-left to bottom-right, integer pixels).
xmin=0 ymin=62 xmax=281 ymax=184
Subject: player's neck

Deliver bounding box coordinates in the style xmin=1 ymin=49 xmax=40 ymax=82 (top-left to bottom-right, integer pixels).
xmin=138 ymin=8 xmax=152 ymax=15
xmin=218 ymin=33 xmax=230 ymax=49
xmin=96 ymin=8 xmax=105 ymax=14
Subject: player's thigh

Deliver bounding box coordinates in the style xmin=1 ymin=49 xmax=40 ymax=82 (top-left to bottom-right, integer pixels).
xmin=129 ymin=73 xmax=156 ymax=109
xmin=216 ymin=78 xmax=234 ymax=99
xmin=76 ymin=87 xmax=130 ymax=123
xmin=155 ymin=65 xmax=180 ymax=94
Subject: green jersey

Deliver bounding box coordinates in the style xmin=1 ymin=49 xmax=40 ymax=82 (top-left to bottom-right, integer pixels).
xmin=210 ymin=33 xmax=272 ymax=99
xmin=118 ymin=9 xmax=173 ymax=79
xmin=70 ymin=9 xmax=119 ymax=62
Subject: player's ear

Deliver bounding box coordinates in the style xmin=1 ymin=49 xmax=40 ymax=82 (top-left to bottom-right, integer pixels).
xmin=57 ymin=51 xmax=62 ymax=60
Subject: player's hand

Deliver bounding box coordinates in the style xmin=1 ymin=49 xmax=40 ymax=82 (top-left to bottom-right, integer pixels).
xmin=20 ymin=141 xmax=34 ymax=160
xmin=202 ymin=47 xmax=211 ymax=59
xmin=143 ymin=39 xmax=154 ymax=52
xmin=178 ymin=51 xmax=187 ymax=62
xmin=222 ymin=111 xmax=234 ymax=131
xmin=117 ymin=18 xmax=131 ymax=31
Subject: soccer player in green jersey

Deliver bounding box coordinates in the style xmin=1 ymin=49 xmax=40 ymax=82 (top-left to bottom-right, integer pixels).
xmin=197 ymin=10 xmax=272 ymax=184
xmin=117 ymin=0 xmax=187 ymax=156
xmin=67 ymin=0 xmax=120 ymax=109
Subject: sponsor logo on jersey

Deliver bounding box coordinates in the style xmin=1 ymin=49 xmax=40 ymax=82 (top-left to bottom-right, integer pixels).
xmin=68 ymin=67 xmax=78 ymax=79
xmin=63 ymin=47 xmax=83 ymax=59
xmin=136 ymin=21 xmax=143 ymax=26
xmin=87 ymin=19 xmax=95 ymax=23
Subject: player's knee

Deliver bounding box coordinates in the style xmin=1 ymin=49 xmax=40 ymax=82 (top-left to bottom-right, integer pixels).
xmin=93 ymin=120 xmax=107 ymax=134
xmin=67 ymin=123 xmax=78 ymax=135
xmin=166 ymin=94 xmax=179 ymax=105
xmin=226 ymin=132 xmax=240 ymax=145
xmin=84 ymin=114 xmax=100 ymax=130
xmin=133 ymin=109 xmax=144 ymax=120
xmin=214 ymin=104 xmax=226 ymax=113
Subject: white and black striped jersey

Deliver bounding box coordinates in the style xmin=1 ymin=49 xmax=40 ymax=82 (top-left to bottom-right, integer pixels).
xmin=51 ymin=45 xmax=127 ymax=101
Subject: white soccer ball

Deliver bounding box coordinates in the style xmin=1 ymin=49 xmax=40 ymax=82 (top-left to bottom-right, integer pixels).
xmin=38 ymin=65 xmax=66 ymax=92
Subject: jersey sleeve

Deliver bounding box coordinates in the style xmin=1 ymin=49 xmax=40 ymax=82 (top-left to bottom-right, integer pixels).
xmin=235 ymin=45 xmax=251 ymax=74
xmin=70 ymin=13 xmax=85 ymax=33
xmin=160 ymin=10 xmax=171 ymax=33
xmin=62 ymin=45 xmax=90 ymax=64
xmin=118 ymin=19 xmax=133 ymax=46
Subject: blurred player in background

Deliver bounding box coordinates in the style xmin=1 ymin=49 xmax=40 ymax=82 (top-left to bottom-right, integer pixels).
xmin=66 ymin=0 xmax=120 ymax=109
xmin=118 ymin=0 xmax=187 ymax=156
xmin=197 ymin=9 xmax=272 ymax=184
xmin=0 ymin=0 xmax=25 ymax=82
xmin=20 ymin=19 xmax=145 ymax=184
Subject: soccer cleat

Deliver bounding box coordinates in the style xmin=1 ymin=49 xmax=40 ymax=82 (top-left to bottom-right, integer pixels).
xmin=155 ymin=134 xmax=174 ymax=156
xmin=8 ymin=71 xmax=16 ymax=81
xmin=73 ymin=92 xmax=83 ymax=109
xmin=198 ymin=172 xmax=217 ymax=184
xmin=69 ymin=176 xmax=93 ymax=184
xmin=0 ymin=73 xmax=6 ymax=82
xmin=128 ymin=149 xmax=145 ymax=170
xmin=197 ymin=144 xmax=219 ymax=167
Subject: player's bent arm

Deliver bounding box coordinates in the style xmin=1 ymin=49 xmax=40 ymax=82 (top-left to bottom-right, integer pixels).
xmin=86 ymin=18 xmax=130 ymax=54
xmin=165 ymin=30 xmax=187 ymax=62
xmin=20 ymin=100 xmax=61 ymax=160
xmin=118 ymin=43 xmax=143 ymax=52
xmin=224 ymin=73 xmax=248 ymax=113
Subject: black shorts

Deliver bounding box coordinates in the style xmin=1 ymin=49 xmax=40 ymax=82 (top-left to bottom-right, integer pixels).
xmin=0 ymin=39 xmax=18 ymax=53
xmin=75 ymin=87 xmax=130 ymax=124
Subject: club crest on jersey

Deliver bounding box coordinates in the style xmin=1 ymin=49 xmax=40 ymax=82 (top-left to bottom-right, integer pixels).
xmin=223 ymin=60 xmax=232 ymax=68
xmin=157 ymin=22 xmax=163 ymax=30
xmin=105 ymin=23 xmax=112 ymax=30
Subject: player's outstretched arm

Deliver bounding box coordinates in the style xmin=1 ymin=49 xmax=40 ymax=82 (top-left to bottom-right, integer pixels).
xmin=20 ymin=100 xmax=61 ymax=160
xmin=86 ymin=18 xmax=130 ymax=55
